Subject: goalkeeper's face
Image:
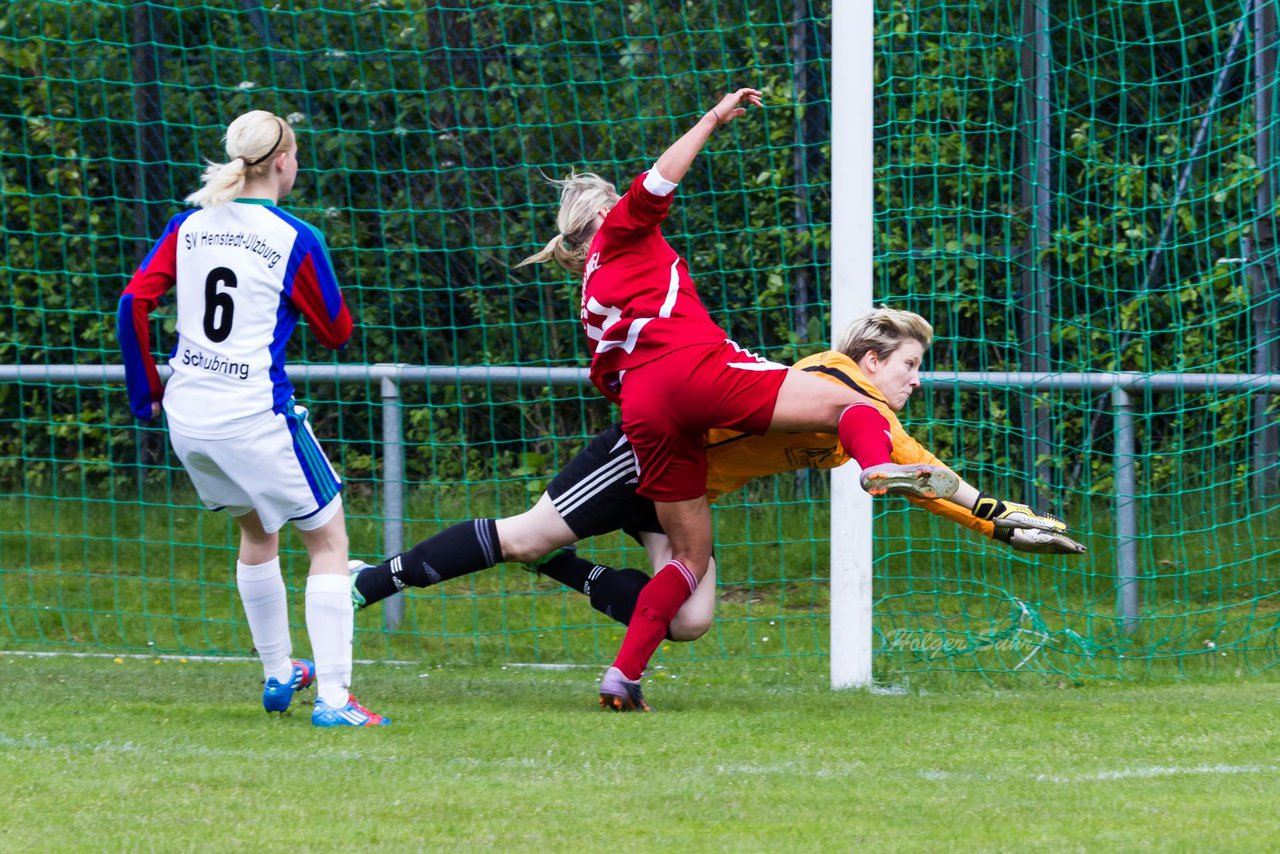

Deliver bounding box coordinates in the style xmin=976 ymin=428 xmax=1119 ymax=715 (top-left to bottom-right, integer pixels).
xmin=862 ymin=339 xmax=925 ymax=411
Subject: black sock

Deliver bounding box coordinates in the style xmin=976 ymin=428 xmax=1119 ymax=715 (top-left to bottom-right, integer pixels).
xmin=354 ymin=519 xmax=502 ymax=608
xmin=534 ymin=550 xmax=650 ymax=626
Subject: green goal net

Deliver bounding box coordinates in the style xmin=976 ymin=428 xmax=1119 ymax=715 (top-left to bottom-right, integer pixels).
xmin=2 ymin=0 xmax=1278 ymax=686
xmin=873 ymin=0 xmax=1280 ymax=682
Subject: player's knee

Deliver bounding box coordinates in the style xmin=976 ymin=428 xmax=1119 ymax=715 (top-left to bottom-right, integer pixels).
xmin=667 ymin=610 xmax=712 ymax=642
xmin=494 ymin=508 xmax=570 ymax=563
xmin=669 ymin=551 xmax=713 ymax=579
xmin=496 ymin=535 xmax=542 ymax=564
xmin=295 ymin=513 xmax=348 ymax=559
xmin=318 ymin=524 xmax=349 ymax=555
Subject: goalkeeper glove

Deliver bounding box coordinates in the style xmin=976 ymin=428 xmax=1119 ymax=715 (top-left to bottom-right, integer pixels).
xmin=995 ymin=526 xmax=1086 ymax=555
xmin=972 ymin=493 xmax=1067 ymax=533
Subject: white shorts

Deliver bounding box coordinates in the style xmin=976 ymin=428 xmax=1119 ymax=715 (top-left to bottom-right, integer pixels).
xmin=169 ymin=404 xmax=343 ymax=535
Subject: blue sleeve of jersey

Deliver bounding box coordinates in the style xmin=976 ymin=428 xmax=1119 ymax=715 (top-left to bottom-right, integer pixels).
xmin=283 ymin=219 xmax=344 ymax=320
xmin=117 ymin=292 xmax=159 ymax=419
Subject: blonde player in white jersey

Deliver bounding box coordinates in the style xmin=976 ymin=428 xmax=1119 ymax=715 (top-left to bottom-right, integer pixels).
xmin=117 ymin=110 xmax=387 ymax=726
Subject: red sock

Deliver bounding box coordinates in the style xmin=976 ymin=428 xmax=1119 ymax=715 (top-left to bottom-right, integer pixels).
xmin=611 ymin=561 xmax=698 ymax=680
xmin=838 ymin=404 xmax=893 ymax=468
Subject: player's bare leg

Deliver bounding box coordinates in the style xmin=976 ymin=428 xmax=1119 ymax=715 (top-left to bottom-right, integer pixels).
xmin=638 ymin=531 xmax=716 ymax=641
xmin=495 ymin=493 xmax=579 ymax=562
xmin=524 ymin=533 xmax=716 ymax=641
xmin=296 ymin=504 xmax=349 ymax=577
xmin=350 ymin=493 xmax=573 ymax=609
xmin=600 ymin=497 xmax=712 ymax=711
xmin=235 ymin=510 xmax=279 ymax=565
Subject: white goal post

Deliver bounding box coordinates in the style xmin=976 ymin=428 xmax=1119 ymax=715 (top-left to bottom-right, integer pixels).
xmin=829 ymin=0 xmax=876 ymax=689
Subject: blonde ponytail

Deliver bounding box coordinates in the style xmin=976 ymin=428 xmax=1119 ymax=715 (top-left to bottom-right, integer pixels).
xmin=185 ymin=110 xmax=293 ymax=208
xmin=517 ymin=172 xmax=620 ymax=276
xmin=519 ymin=232 xmax=582 ymax=274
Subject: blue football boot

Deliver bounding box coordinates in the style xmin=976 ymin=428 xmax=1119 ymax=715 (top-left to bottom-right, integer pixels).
xmin=312 ymin=695 xmax=391 ymax=727
xmin=262 ymin=659 xmax=315 ymax=713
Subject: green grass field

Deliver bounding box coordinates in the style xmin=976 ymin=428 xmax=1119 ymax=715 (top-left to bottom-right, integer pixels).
xmin=4 ymin=653 xmax=1279 ymax=851
xmin=6 ymin=488 xmax=1280 ymax=848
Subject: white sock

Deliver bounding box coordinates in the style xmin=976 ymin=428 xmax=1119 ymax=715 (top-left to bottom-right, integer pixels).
xmin=306 ymin=573 xmax=354 ymax=708
xmin=236 ymin=558 xmax=294 ymax=684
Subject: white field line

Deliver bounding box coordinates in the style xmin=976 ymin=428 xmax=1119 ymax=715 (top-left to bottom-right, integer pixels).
xmin=1 ymin=729 xmax=1270 ymax=786
xmin=0 ymin=650 xmax=804 ymax=675
xmin=11 ymin=653 xmax=1268 ymax=785
xmin=4 ymin=650 xmax=257 ymax=663
xmin=0 ymin=734 xmax=863 ymax=778
xmin=2 ymin=649 xmax=434 ymax=666
xmin=0 ymin=651 xmax=782 ymax=679
xmin=1035 ymin=763 xmax=1279 ymax=783
xmin=0 ymin=733 xmax=383 ymax=762
xmin=919 ymin=764 xmax=1278 ymax=784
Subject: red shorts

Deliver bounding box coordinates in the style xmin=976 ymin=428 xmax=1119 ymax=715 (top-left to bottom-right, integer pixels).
xmin=618 ymin=339 xmax=789 ymax=502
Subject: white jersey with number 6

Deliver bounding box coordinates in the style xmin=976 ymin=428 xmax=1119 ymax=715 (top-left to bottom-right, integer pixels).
xmin=118 ymin=198 xmax=352 ymax=439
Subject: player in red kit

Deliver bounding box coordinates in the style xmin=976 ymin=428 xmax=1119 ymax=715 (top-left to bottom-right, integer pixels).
xmin=519 ymin=88 xmax=1063 ymax=710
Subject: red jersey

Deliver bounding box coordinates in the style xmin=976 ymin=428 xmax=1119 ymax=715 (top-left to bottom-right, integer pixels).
xmin=579 ymin=173 xmax=729 ymax=402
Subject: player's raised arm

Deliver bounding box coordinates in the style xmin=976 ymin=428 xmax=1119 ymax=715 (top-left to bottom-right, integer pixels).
xmin=650 ymin=87 xmax=763 ymax=187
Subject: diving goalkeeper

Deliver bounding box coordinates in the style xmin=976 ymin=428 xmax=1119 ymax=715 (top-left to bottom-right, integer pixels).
xmin=351 ymin=308 xmax=1083 ymax=666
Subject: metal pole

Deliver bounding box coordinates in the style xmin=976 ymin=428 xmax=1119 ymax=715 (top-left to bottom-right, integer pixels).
xmin=1019 ymin=0 xmax=1053 ymax=500
xmin=1245 ymin=238 xmax=1278 ymax=504
xmin=130 ymin=1 xmax=167 ymax=491
xmin=1112 ymin=387 xmax=1139 ymax=634
xmin=791 ymin=0 xmax=812 ymax=342
xmin=379 ymin=371 xmax=407 ymax=631
xmin=791 ymin=0 xmax=816 ymax=498
xmin=1253 ymin=0 xmax=1280 ymax=501
xmin=14 ymin=363 xmax=1280 ymax=393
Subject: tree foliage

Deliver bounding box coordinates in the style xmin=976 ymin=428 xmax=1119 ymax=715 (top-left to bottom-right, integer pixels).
xmin=1 ymin=0 xmax=1274 ymax=497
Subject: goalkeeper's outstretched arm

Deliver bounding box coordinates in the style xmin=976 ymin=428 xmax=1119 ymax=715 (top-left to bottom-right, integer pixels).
xmin=950 ymin=480 xmax=1068 ymax=533
xmin=817 ymin=310 xmax=1079 ymax=544
xmin=998 ymin=526 xmax=1087 ymax=555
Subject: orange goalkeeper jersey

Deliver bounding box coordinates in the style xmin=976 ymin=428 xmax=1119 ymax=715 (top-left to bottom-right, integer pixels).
xmin=702 ymin=350 xmax=994 ymax=538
